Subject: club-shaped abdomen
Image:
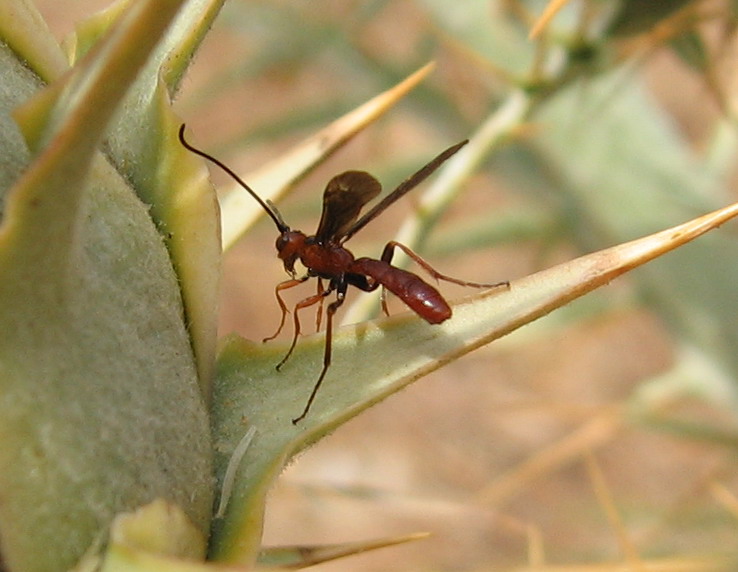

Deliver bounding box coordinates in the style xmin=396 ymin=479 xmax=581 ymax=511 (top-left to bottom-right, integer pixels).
xmin=350 ymin=258 xmax=452 ymax=324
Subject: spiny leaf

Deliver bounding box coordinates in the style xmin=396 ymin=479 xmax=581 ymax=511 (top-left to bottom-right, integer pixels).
xmin=0 ymin=0 xmax=69 ymax=82
xmin=69 ymin=0 xmax=227 ymax=397
xmin=209 ymin=199 xmax=738 ymax=564
xmin=100 ymin=502 xmax=240 ymax=572
xmin=0 ymin=2 xmax=212 ymax=571
xmin=108 ymin=500 xmax=207 ymax=561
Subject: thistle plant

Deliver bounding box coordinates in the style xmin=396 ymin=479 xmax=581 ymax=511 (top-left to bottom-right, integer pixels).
xmin=1 ymin=1 xmax=738 ymax=571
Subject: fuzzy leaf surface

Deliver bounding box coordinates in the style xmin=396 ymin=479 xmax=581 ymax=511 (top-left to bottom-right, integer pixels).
xmin=0 ymin=2 xmax=212 ymax=571
xmin=67 ymin=0 xmax=226 ymax=398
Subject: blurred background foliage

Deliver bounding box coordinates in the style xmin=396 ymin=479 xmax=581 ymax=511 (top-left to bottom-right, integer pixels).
xmin=39 ymin=0 xmax=738 ymax=569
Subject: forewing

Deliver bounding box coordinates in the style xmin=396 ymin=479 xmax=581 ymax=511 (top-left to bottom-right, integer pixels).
xmin=343 ymin=140 xmax=468 ymax=242
xmin=315 ymin=171 xmax=382 ymax=243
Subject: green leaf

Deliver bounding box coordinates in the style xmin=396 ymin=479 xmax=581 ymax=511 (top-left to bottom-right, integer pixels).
xmin=99 ymin=501 xmax=213 ymax=572
xmin=0 ymin=41 xmax=40 ymax=202
xmin=107 ymin=500 xmax=207 ymax=561
xmin=67 ymin=0 xmax=227 ymax=398
xmin=0 ymin=0 xmax=70 ymax=83
xmin=0 ymin=1 xmax=212 ymax=571
xmin=209 ymin=199 xmax=738 ymax=565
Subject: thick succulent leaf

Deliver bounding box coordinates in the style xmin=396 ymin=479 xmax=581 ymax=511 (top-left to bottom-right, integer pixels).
xmin=0 ymin=0 xmax=69 ymax=83
xmin=209 ymin=201 xmax=738 ymax=564
xmin=107 ymin=500 xmax=207 ymax=561
xmin=98 ymin=501 xmax=233 ymax=572
xmin=100 ymin=548 xmax=242 ymax=572
xmin=0 ymin=40 xmax=42 ymax=202
xmin=0 ymin=2 xmax=212 ymax=572
xmin=62 ymin=0 xmax=130 ymax=64
xmin=110 ymin=81 xmax=222 ymax=400
xmin=66 ymin=0 xmax=226 ymax=398
xmin=220 ymin=63 xmax=436 ymax=250
xmin=67 ymin=0 xmax=223 ymax=90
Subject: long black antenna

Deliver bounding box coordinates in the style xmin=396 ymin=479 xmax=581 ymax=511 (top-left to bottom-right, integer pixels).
xmin=178 ymin=124 xmax=289 ymax=233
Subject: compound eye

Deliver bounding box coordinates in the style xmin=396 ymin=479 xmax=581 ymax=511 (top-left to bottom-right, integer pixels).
xmin=275 ymin=234 xmax=288 ymax=251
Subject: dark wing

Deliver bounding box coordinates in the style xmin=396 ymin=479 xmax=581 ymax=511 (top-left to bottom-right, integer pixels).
xmin=342 ymin=140 xmax=468 ymax=242
xmin=315 ymin=171 xmax=382 ymax=243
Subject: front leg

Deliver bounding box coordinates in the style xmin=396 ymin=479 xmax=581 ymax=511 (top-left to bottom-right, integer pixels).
xmin=263 ymin=276 xmax=309 ymax=343
xmin=292 ymin=280 xmax=348 ymax=424
xmin=276 ymin=284 xmax=333 ymax=371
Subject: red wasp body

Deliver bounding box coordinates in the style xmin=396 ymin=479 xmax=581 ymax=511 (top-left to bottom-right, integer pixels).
xmin=349 ymin=257 xmax=451 ymax=324
xmin=179 ymin=125 xmax=508 ymax=423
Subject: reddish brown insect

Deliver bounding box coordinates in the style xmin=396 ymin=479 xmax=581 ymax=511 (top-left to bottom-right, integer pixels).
xmin=179 ymin=125 xmax=508 ymax=423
